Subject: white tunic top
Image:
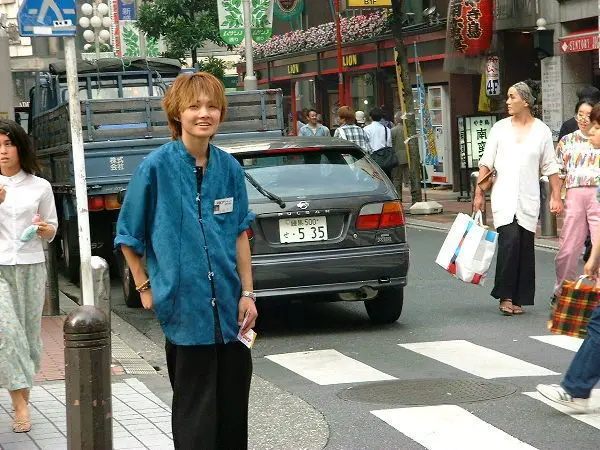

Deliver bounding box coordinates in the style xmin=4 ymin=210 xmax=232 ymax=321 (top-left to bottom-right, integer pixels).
xmin=478 ymin=117 xmax=560 ymax=233
xmin=364 ymin=121 xmax=392 ymax=152
xmin=0 ymin=171 xmax=58 ymax=265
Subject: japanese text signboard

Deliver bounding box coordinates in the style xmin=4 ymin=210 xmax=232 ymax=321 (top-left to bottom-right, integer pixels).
xmin=447 ymin=0 xmax=493 ymax=56
xmin=218 ymin=0 xmax=274 ymax=45
xmin=485 ymin=55 xmax=500 ymax=96
xmin=458 ymin=114 xmax=498 ymax=169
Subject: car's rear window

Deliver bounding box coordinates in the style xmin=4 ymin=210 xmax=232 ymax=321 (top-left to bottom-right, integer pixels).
xmin=237 ymin=147 xmax=387 ymax=200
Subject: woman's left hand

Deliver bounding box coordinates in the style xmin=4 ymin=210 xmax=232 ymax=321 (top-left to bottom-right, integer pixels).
xmin=238 ymin=296 xmax=258 ymax=335
xmin=549 ymin=197 xmax=563 ymax=215
xmin=36 ymin=221 xmax=55 ymax=240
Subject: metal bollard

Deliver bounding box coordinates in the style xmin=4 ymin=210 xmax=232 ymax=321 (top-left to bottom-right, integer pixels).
xmin=64 ymin=306 xmax=112 ymax=450
xmin=539 ymin=176 xmax=558 ymax=237
xmin=43 ymin=240 xmax=60 ymax=316
xmin=470 ymin=171 xmax=487 ymax=225
xmin=91 ymin=256 xmax=111 ymax=330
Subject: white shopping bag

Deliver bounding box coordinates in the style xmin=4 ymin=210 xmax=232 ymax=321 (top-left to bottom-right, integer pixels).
xmin=435 ymin=212 xmax=498 ymax=285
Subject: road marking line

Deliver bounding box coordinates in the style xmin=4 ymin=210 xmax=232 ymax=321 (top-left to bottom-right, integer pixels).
xmin=524 ymin=390 xmax=600 ymax=430
xmin=265 ymin=349 xmax=396 ymax=385
xmin=399 ymin=340 xmax=559 ymax=379
xmin=530 ymin=335 xmax=583 ymax=352
xmin=372 ymin=405 xmax=537 ymax=449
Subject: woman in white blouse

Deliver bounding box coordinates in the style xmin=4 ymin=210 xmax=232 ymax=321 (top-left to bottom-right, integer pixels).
xmin=474 ymin=82 xmax=562 ymax=315
xmin=0 ymin=119 xmax=58 ymax=433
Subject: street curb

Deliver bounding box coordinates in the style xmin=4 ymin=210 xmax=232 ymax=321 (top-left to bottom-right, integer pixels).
xmin=406 ymin=218 xmax=559 ymax=251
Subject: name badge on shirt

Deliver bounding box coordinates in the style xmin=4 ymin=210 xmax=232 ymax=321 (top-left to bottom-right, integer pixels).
xmin=214 ymin=197 xmax=233 ymax=214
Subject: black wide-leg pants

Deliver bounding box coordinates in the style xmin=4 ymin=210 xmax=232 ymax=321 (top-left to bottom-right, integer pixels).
xmin=491 ymin=219 xmax=536 ymax=306
xmin=165 ymin=340 xmax=253 ymax=450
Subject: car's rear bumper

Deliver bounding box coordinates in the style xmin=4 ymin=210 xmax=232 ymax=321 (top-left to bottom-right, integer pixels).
xmin=253 ymin=243 xmax=409 ymax=298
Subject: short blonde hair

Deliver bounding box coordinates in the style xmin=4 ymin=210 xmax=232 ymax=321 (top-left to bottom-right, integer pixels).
xmin=338 ymin=105 xmax=356 ymax=124
xmin=162 ymin=72 xmax=228 ymax=140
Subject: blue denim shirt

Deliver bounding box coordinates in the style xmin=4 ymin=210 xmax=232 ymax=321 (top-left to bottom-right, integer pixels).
xmin=114 ymin=139 xmax=255 ymax=345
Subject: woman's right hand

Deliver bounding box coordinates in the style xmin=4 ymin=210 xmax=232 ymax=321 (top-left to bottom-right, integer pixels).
xmin=584 ymin=257 xmax=600 ymax=280
xmin=473 ymin=191 xmax=485 ymax=213
xmin=140 ymin=290 xmax=154 ymax=309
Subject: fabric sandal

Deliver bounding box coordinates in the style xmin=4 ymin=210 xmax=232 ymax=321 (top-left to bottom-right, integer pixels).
xmin=499 ymin=300 xmax=513 ymax=316
xmin=12 ymin=419 xmax=31 ymax=433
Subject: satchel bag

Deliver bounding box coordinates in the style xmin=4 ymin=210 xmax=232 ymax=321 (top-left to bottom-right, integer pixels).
xmin=370 ymin=126 xmax=399 ymax=172
xmin=550 ymin=276 xmax=600 ymax=338
xmin=477 ymin=169 xmax=496 ymax=192
xmin=435 ymin=211 xmax=498 ymax=286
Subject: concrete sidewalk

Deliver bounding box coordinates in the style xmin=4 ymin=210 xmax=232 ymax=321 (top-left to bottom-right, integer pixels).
xmin=401 ymin=187 xmax=560 ymax=250
xmin=0 ymin=293 xmax=328 ymax=450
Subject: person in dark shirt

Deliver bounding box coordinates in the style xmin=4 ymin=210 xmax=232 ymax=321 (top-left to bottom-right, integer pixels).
xmin=558 ymin=86 xmax=600 ymax=141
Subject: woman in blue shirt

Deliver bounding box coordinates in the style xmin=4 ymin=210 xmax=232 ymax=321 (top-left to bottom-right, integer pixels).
xmin=115 ymin=72 xmax=257 ymax=449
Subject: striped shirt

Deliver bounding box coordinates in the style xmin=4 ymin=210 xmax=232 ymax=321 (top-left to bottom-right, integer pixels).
xmin=334 ymin=124 xmax=373 ymax=153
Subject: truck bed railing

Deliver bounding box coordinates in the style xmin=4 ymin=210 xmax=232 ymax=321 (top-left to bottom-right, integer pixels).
xmin=33 ymin=89 xmax=284 ymax=150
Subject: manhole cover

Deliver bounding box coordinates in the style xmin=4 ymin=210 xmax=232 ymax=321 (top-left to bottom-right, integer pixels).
xmin=338 ymin=378 xmax=517 ymax=406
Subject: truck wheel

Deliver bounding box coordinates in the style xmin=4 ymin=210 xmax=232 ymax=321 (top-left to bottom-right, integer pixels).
xmin=122 ymin=260 xmax=142 ymax=308
xmin=365 ymin=287 xmax=404 ymax=324
xmin=61 ymin=219 xmax=80 ymax=284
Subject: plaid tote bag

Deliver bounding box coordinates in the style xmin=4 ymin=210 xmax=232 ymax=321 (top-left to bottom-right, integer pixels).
xmin=550 ymin=277 xmax=600 ymax=338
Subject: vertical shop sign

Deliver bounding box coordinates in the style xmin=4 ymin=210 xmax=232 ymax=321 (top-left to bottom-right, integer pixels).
xmin=416 ymin=60 xmax=438 ymax=166
xmin=118 ymin=0 xmax=136 ymax=21
xmin=541 ymin=56 xmax=563 ymax=142
xmin=459 ymin=115 xmax=497 ymax=168
xmin=251 ymin=0 xmax=274 ymax=44
xmin=109 ymin=0 xmax=122 ymax=57
xmin=485 ymin=55 xmax=500 ymax=96
xmin=218 ymin=0 xmax=245 ymax=45
xmin=447 ymin=0 xmax=493 ymax=56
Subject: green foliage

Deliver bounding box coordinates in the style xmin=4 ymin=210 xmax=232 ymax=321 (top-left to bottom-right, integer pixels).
xmin=198 ymin=56 xmax=227 ymax=80
xmin=137 ymin=0 xmax=224 ymax=63
xmin=251 ymin=0 xmax=269 ymax=28
xmin=220 ymin=0 xmax=243 ymax=28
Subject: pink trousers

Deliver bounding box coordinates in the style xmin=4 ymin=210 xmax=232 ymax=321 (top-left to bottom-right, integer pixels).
xmin=554 ymin=187 xmax=600 ymax=294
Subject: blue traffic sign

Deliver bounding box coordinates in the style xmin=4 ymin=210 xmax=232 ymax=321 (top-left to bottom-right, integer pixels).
xmin=18 ymin=0 xmax=77 ymax=37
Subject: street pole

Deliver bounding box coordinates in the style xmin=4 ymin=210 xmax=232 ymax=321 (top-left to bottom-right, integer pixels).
xmin=64 ymin=37 xmax=95 ymax=307
xmin=0 ymin=13 xmax=15 ymax=120
xmin=242 ymin=0 xmax=257 ymax=90
xmin=334 ymin=0 xmax=344 ymax=105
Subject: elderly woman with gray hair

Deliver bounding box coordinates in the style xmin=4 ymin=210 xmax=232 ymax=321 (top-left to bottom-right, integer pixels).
xmin=473 ymin=82 xmax=563 ymax=315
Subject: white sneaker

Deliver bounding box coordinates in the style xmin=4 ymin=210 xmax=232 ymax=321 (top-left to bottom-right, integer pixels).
xmin=536 ymin=384 xmax=590 ymax=413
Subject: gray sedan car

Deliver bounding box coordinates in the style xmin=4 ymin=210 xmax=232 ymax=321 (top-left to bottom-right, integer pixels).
xmin=220 ymin=136 xmax=410 ymax=324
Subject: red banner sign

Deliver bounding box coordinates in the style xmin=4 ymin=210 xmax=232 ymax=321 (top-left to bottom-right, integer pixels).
xmin=559 ymin=32 xmax=599 ymax=54
xmin=448 ymin=0 xmax=493 ymax=56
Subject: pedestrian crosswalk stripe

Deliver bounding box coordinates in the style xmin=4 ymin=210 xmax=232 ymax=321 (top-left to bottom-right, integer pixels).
xmin=530 ymin=335 xmax=583 ymax=352
xmin=524 ymin=390 xmax=600 ymax=430
xmin=264 ymin=349 xmax=396 ymax=385
xmin=399 ymin=340 xmax=559 ymax=379
xmin=371 ymin=405 xmax=537 ymax=449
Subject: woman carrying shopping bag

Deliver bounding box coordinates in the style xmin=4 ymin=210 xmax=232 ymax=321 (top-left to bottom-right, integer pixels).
xmin=473 ymin=82 xmax=562 ymax=315
xmin=553 ymin=99 xmax=600 ymax=301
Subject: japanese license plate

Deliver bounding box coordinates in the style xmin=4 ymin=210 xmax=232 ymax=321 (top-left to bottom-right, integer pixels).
xmin=279 ymin=216 xmax=328 ymax=243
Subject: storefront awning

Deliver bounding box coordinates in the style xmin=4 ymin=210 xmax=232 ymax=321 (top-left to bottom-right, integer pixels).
xmin=559 ymin=28 xmax=599 ymax=54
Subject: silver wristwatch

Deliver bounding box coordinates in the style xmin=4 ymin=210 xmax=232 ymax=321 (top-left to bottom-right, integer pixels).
xmin=241 ymin=290 xmax=257 ymax=301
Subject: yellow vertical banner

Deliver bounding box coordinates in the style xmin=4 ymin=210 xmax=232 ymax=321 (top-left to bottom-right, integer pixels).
xmin=394 ymin=48 xmax=411 ymax=168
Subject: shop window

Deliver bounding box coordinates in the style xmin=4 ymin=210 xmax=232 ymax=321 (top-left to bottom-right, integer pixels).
xmin=351 ymin=74 xmax=376 ymax=115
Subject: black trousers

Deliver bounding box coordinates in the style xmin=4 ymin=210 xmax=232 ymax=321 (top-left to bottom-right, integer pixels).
xmin=165 ymin=340 xmax=252 ymax=450
xmin=491 ymin=219 xmax=535 ymax=306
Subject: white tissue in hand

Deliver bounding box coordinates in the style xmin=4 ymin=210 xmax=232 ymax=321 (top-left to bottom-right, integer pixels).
xmin=20 ymin=224 xmax=39 ymax=242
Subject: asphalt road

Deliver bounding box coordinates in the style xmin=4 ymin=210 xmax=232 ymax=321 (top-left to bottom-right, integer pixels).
xmin=110 ymin=226 xmax=600 ymax=450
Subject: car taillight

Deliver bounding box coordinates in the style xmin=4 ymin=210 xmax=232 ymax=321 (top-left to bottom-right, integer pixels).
xmin=104 ymin=194 xmax=121 ymax=210
xmin=88 ymin=196 xmax=105 ymax=211
xmin=356 ymin=201 xmax=405 ymax=230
